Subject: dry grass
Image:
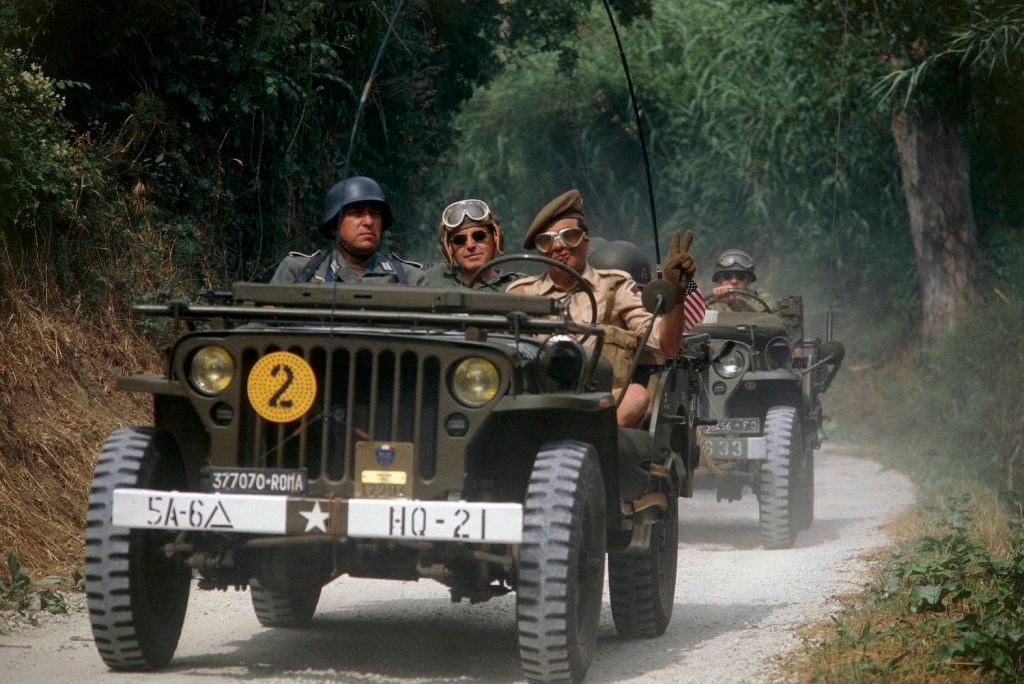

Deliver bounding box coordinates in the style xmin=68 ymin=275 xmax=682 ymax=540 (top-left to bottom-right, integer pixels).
xmin=0 ymin=259 xmax=159 ymax=582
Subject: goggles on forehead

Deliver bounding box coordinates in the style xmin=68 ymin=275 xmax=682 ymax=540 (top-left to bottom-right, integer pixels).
xmin=716 ymin=251 xmax=755 ymax=270
xmin=441 ymin=199 xmax=495 ymax=230
xmin=534 ymin=226 xmax=586 ymax=254
xmin=450 ymin=228 xmax=492 ymax=247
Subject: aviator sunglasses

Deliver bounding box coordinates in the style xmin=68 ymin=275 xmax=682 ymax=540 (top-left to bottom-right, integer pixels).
xmin=718 ymin=270 xmax=751 ymax=282
xmin=450 ymin=228 xmax=492 ymax=247
xmin=534 ymin=226 xmax=586 ymax=253
xmin=441 ymin=199 xmax=494 ymax=230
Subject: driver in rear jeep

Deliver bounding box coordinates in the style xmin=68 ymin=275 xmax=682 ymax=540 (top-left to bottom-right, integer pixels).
xmin=707 ymin=248 xmax=778 ymax=313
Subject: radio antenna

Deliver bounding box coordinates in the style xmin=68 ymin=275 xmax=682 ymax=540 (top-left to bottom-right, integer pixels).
xmin=600 ymin=0 xmax=662 ymax=273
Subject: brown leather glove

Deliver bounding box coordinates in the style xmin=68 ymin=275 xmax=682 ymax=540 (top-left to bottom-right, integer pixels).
xmin=662 ymin=229 xmax=696 ymax=298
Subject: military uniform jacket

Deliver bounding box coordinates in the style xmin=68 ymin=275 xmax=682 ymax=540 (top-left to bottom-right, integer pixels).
xmin=423 ymin=263 xmax=525 ymax=289
xmin=270 ymin=249 xmax=428 ymax=286
xmin=505 ymin=265 xmax=669 ymax=360
xmin=709 ymin=288 xmax=777 ymax=313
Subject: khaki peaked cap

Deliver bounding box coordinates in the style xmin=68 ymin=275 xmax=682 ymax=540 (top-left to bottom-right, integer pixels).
xmin=523 ymin=189 xmax=586 ymax=249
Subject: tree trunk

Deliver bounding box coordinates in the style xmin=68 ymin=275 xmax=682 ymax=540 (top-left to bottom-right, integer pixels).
xmin=891 ymin=107 xmax=978 ymax=343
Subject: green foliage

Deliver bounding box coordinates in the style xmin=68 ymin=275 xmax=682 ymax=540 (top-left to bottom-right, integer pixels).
xmin=0 ymin=19 xmax=82 ymax=248
xmin=878 ymin=498 xmax=1024 ymax=680
xmin=6 ymin=0 xmax=639 ymax=291
xmin=443 ymin=0 xmax=911 ymax=344
xmin=0 ymin=553 xmax=68 ymax=619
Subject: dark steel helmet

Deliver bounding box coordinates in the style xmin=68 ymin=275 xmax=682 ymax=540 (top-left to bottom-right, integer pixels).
xmin=319 ymin=176 xmax=394 ymax=238
xmin=712 ymin=248 xmax=757 ymax=283
xmin=588 ymin=239 xmax=653 ymax=285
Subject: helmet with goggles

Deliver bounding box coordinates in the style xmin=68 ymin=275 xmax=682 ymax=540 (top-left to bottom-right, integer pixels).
xmin=437 ymin=198 xmax=505 ymax=271
xmin=319 ymin=176 xmax=394 ymax=238
xmin=712 ymin=249 xmax=757 ymax=283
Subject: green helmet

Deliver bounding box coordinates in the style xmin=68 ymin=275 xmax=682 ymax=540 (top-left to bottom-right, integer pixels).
xmin=712 ymin=249 xmax=757 ymax=283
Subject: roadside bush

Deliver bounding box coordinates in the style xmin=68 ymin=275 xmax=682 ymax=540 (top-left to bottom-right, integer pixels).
xmin=0 ymin=45 xmax=81 ymax=256
xmin=906 ymin=294 xmax=1024 ymax=500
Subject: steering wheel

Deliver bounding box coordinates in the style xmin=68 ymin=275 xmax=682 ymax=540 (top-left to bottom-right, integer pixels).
xmin=468 ymin=254 xmax=599 ymax=340
xmin=704 ymin=288 xmax=775 ymax=314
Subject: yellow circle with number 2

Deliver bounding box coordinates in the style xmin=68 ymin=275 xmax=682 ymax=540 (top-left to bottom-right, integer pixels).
xmin=247 ymin=351 xmax=317 ymax=423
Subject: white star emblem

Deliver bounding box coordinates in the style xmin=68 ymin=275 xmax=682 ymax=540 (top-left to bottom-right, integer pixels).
xmin=299 ymin=501 xmax=329 ymax=533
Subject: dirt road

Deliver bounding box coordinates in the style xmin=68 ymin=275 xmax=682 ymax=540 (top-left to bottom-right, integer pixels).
xmin=0 ymin=444 xmax=913 ymax=683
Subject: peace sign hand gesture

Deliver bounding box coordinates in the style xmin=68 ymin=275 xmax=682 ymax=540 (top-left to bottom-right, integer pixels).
xmin=662 ymin=229 xmax=696 ymax=298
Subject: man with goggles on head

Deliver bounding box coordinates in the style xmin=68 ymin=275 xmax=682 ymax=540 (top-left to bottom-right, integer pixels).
xmin=707 ymin=249 xmax=777 ymax=312
xmin=271 ymin=175 xmax=427 ymax=286
xmin=424 ymin=199 xmax=524 ymax=288
xmin=506 ymin=189 xmax=704 ymax=428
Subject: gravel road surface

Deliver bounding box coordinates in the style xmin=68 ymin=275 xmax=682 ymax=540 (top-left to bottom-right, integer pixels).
xmin=0 ymin=444 xmax=913 ymax=683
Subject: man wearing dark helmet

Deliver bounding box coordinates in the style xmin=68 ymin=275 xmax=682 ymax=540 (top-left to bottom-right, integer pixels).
xmin=270 ymin=176 xmax=427 ymax=285
xmin=707 ymin=249 xmax=777 ymax=313
xmin=424 ymin=198 xmax=524 ymax=288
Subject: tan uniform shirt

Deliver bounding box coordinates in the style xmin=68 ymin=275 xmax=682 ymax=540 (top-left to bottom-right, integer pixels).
xmin=505 ymin=265 xmax=670 ymax=361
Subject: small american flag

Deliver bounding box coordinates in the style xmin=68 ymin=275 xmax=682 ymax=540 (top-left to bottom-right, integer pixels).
xmin=682 ymin=280 xmax=705 ymax=331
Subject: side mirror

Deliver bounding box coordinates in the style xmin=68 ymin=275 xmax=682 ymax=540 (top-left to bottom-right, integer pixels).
xmin=641 ymin=279 xmax=677 ymax=315
xmin=816 ymin=340 xmax=845 ymax=392
xmin=819 ymin=340 xmax=845 ymax=365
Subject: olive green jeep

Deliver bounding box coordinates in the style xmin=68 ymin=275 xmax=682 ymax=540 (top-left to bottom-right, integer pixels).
xmin=691 ymin=291 xmax=844 ymax=549
xmin=84 ymin=263 xmax=709 ymax=683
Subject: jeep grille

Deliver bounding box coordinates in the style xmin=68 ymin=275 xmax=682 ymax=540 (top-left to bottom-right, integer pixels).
xmin=238 ymin=343 xmax=442 ymax=484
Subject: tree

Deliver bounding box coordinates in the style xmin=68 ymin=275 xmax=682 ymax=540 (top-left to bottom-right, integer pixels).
xmin=444 ymin=0 xmax=911 ymax=344
xmin=792 ymin=0 xmax=1024 ymax=341
xmin=13 ymin=0 xmax=651 ymax=286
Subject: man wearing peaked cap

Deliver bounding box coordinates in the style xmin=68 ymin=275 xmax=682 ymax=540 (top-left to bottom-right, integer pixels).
xmin=506 ymin=188 xmax=705 ymax=428
xmin=522 ymin=189 xmax=587 ymax=250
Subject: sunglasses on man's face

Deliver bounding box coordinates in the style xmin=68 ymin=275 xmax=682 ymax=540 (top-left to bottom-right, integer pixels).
xmin=534 ymin=226 xmax=586 ymax=254
xmin=450 ymin=228 xmax=492 ymax=247
xmin=719 ymin=271 xmax=750 ymax=282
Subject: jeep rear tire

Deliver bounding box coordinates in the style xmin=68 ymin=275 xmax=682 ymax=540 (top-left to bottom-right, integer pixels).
xmin=758 ymin=406 xmax=801 ymax=549
xmin=517 ymin=440 xmax=606 ymax=683
xmin=608 ymin=495 xmax=678 ymax=637
xmin=84 ymin=428 xmax=191 ymax=670
xmin=250 ymin=579 xmax=321 ymax=627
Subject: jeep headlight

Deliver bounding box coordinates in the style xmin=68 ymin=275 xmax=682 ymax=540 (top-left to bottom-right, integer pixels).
xmin=714 ymin=348 xmax=746 ymax=379
xmin=537 ymin=335 xmax=585 ymax=391
xmin=451 ymin=357 xmax=500 ymax=407
xmin=190 ymin=345 xmax=235 ymax=395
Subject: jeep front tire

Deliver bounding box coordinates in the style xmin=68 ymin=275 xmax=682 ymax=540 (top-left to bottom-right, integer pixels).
xmin=516 ymin=440 xmax=606 ymax=683
xmin=84 ymin=428 xmax=191 ymax=670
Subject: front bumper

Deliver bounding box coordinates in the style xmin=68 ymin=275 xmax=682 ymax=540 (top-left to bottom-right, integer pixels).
xmin=112 ymin=489 xmax=524 ymax=544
